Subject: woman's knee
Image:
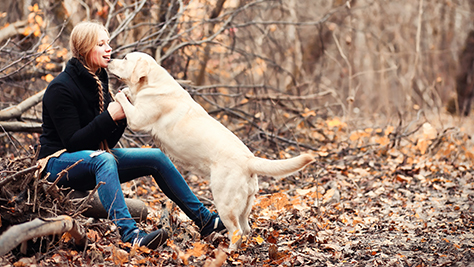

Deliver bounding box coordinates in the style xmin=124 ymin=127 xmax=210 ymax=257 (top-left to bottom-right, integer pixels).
xmin=94 ymin=152 xmax=117 ymax=169
xmin=154 ymin=151 xmax=177 ymax=171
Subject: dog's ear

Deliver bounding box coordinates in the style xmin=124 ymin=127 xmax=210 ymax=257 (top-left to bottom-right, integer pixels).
xmin=130 ymin=58 xmax=149 ymax=84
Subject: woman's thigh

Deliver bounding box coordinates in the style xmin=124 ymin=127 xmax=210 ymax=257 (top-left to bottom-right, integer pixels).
xmin=113 ymin=147 xmax=176 ymax=182
xmin=44 ymin=148 xmax=174 ymax=190
xmin=44 ymin=150 xmax=101 ymax=191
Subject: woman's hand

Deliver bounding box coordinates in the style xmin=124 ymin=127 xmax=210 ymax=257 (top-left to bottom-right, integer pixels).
xmin=107 ymin=101 xmax=126 ymax=121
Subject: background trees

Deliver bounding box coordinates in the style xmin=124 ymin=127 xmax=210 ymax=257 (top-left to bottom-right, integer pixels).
xmin=0 ymin=0 xmax=472 ymax=155
xmin=1 ymin=1 xmax=474 ymax=265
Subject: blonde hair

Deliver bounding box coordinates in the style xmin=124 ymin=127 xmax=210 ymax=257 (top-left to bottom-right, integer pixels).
xmin=70 ymin=21 xmax=114 ymax=152
xmin=70 ymin=21 xmax=109 ymax=68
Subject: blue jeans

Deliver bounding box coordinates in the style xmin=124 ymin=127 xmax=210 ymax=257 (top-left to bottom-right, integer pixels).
xmin=44 ymin=148 xmax=212 ymax=241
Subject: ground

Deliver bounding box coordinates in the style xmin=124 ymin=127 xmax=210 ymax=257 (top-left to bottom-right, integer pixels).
xmin=0 ymin=114 xmax=474 ymax=266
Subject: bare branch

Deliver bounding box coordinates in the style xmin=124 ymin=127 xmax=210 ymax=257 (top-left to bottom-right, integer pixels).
xmin=0 ymin=215 xmax=86 ymax=256
xmin=0 ymin=121 xmax=42 ymax=133
xmin=0 ymin=20 xmax=28 ymax=44
xmin=109 ymin=0 xmax=148 ymax=41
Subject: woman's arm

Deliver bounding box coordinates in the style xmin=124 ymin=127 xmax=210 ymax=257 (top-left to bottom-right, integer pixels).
xmin=43 ymin=83 xmax=125 ymax=152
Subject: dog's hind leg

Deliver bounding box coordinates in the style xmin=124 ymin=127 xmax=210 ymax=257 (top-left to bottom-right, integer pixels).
xmin=239 ymin=174 xmax=258 ymax=236
xmin=210 ymin=170 xmax=248 ymax=251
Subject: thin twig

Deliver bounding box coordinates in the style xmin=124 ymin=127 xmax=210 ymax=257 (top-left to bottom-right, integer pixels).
xmin=0 ymin=164 xmax=40 ymax=187
xmin=71 ymin=181 xmax=106 ymax=218
xmin=46 ymin=159 xmax=83 ymax=193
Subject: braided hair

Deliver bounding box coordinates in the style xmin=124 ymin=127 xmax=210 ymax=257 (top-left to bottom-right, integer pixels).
xmin=70 ymin=21 xmax=115 ymax=153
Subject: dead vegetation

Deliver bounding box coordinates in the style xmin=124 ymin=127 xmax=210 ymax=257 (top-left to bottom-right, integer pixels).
xmin=1 ymin=0 xmax=474 ymax=266
xmin=1 ymin=113 xmax=474 ymax=266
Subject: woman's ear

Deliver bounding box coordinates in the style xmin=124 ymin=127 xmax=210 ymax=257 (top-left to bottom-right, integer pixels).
xmin=130 ymin=58 xmax=149 ymax=84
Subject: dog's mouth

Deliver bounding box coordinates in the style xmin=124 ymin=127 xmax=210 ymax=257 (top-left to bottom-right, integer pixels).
xmin=110 ymin=73 xmax=122 ymax=80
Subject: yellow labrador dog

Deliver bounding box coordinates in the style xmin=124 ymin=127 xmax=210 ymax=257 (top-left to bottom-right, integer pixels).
xmin=109 ymin=52 xmax=314 ymax=250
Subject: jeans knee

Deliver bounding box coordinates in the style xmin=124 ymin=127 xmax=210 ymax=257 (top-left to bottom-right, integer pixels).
xmin=154 ymin=150 xmax=174 ymax=167
xmin=94 ymin=152 xmax=117 ymax=170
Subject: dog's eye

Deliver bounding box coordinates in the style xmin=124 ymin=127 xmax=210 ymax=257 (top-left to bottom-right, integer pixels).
xmin=123 ymin=56 xmax=127 ymax=60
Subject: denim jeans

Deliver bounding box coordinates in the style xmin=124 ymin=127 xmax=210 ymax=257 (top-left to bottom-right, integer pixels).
xmin=44 ymin=148 xmax=212 ymax=240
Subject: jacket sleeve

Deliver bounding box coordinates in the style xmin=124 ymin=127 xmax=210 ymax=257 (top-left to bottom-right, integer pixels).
xmin=43 ymin=83 xmax=125 ymax=152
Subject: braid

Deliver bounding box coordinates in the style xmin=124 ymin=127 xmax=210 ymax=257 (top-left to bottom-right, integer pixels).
xmin=83 ymin=61 xmax=112 ymax=153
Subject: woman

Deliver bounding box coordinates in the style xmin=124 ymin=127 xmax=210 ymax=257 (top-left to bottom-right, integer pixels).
xmin=38 ymin=21 xmax=225 ymax=249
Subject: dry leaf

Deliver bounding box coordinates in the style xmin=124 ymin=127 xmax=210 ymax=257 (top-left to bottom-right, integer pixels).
xmin=186 ymin=242 xmax=207 ymax=258
xmin=111 ymin=246 xmax=129 ymax=265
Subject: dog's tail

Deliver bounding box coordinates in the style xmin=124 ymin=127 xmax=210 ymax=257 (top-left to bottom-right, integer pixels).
xmin=248 ymin=154 xmax=314 ymax=178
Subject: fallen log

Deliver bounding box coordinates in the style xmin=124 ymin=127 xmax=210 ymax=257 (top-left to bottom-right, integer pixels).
xmin=0 ymin=215 xmax=86 ymax=256
xmin=69 ymin=190 xmax=149 ymax=222
xmin=0 ymin=89 xmax=45 ymax=121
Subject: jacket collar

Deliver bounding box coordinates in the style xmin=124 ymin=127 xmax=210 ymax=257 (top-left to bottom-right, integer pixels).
xmin=65 ymin=58 xmax=109 ymax=104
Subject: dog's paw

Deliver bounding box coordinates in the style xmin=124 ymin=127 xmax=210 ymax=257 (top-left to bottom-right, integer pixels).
xmin=121 ymin=87 xmax=131 ymax=97
xmin=115 ymin=91 xmax=127 ymax=102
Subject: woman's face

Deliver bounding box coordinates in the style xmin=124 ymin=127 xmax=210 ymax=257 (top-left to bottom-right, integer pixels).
xmin=88 ymin=29 xmax=111 ymax=72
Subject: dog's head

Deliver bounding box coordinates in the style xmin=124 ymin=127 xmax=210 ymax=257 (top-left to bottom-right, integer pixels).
xmin=108 ymin=52 xmax=157 ymax=93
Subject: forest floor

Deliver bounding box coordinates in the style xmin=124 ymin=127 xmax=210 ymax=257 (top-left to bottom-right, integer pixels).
xmin=1 ymin=112 xmax=474 ymax=266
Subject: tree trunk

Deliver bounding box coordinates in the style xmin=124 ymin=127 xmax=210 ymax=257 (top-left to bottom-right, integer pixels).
xmin=453 ymin=30 xmax=474 ymax=116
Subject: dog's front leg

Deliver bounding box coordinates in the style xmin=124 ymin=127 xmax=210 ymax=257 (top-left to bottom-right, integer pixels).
xmin=115 ymin=91 xmax=149 ymax=132
xmin=120 ymin=87 xmax=135 ymax=103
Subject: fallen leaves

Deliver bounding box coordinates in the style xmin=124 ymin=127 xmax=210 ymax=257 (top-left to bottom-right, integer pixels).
xmin=2 ymin=115 xmax=474 ymax=266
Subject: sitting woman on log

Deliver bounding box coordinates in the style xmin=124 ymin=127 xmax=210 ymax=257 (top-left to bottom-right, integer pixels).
xmin=37 ymin=20 xmax=225 ymax=250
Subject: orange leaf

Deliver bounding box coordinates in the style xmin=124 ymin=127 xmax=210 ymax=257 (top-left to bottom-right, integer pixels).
xmin=33 ymin=27 xmax=41 ymax=37
xmin=416 ymin=139 xmax=430 ymax=155
xmin=56 ymin=48 xmax=68 ymax=58
xmin=385 ymin=125 xmax=395 ymax=135
xmin=61 ymin=232 xmax=72 ymax=243
xmin=138 ymin=246 xmax=151 ymax=253
xmin=35 ymin=15 xmax=43 ymax=27
xmin=28 ymin=13 xmax=35 ymax=24
xmin=254 ymin=235 xmax=264 ymax=245
xmin=185 ymin=242 xmax=207 ymax=258
xmin=87 ymin=229 xmax=100 ymax=241
xmin=302 ymin=108 xmax=316 ymax=118
xmin=111 ymin=246 xmax=129 ymax=265
xmin=45 ymin=63 xmax=56 ymax=70
xmin=326 ymin=117 xmax=346 ymax=128
xmin=23 ymin=26 xmax=32 ymax=36
xmin=231 ymin=230 xmax=241 ymax=244
xmin=42 ymin=74 xmax=54 ymax=82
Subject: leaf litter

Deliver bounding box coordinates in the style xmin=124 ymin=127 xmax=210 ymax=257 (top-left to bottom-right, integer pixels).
xmin=1 ymin=115 xmax=474 ymax=266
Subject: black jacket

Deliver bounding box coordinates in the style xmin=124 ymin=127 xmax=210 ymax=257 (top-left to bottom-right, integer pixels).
xmin=38 ymin=58 xmax=126 ymax=159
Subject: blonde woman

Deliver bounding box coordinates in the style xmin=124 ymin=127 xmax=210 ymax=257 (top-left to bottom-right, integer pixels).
xmin=38 ymin=21 xmax=225 ymax=249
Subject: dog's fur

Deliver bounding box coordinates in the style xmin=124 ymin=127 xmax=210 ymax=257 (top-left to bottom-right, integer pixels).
xmin=109 ymin=52 xmax=314 ymax=250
